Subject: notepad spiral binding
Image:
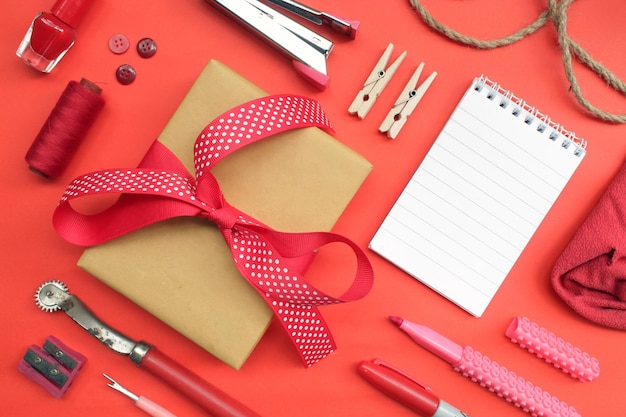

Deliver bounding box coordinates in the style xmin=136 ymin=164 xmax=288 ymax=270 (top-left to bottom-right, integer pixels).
xmin=455 ymin=346 xmax=581 ymax=417
xmin=506 ymin=317 xmax=600 ymax=382
xmin=474 ymin=76 xmax=587 ymax=156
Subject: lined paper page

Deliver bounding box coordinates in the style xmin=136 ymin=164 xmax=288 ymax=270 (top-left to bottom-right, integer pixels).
xmin=369 ymin=78 xmax=585 ymax=317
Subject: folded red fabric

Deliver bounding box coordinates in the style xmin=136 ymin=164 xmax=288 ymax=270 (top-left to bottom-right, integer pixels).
xmin=551 ymin=162 xmax=626 ymax=330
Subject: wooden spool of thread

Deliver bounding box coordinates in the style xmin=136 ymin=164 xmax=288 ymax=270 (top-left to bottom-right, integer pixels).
xmin=25 ymin=78 xmax=105 ymax=179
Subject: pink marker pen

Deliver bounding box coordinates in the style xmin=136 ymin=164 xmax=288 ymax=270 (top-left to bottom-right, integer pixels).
xmin=390 ymin=316 xmax=582 ymax=417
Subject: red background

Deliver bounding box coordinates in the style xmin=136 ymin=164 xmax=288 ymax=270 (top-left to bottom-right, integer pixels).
xmin=2 ymin=1 xmax=626 ymax=416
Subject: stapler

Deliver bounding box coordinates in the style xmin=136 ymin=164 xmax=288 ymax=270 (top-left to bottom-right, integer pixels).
xmin=204 ymin=0 xmax=358 ymax=90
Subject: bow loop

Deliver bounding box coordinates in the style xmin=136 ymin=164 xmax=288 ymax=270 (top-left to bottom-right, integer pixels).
xmin=195 ymin=170 xmax=226 ymax=209
xmin=53 ymin=94 xmax=373 ymax=367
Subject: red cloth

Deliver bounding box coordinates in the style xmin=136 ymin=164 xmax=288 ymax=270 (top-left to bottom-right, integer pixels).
xmin=551 ymin=162 xmax=626 ymax=329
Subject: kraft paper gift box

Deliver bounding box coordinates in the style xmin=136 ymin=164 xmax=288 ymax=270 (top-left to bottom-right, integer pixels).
xmin=76 ymin=60 xmax=372 ymax=369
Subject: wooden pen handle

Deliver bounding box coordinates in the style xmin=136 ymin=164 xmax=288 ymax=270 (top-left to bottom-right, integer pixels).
xmin=139 ymin=346 xmax=263 ymax=417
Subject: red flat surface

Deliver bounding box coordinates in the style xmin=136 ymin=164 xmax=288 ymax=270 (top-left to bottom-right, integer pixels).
xmin=2 ymin=1 xmax=626 ymax=416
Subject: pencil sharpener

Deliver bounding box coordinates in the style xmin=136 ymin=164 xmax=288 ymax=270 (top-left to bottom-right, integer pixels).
xmin=17 ymin=335 xmax=87 ymax=398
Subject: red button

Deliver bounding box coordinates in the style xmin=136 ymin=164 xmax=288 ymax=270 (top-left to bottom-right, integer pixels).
xmin=137 ymin=37 xmax=157 ymax=58
xmin=115 ymin=64 xmax=136 ymax=85
xmin=108 ymin=33 xmax=129 ymax=54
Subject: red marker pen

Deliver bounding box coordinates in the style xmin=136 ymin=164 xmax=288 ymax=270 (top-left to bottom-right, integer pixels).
xmin=357 ymin=359 xmax=469 ymax=417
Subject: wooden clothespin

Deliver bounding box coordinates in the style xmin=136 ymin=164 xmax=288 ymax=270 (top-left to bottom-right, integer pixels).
xmin=379 ymin=62 xmax=437 ymax=139
xmin=348 ymin=43 xmax=407 ymax=119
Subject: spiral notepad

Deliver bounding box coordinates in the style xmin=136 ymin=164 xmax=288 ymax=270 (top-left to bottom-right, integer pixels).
xmin=370 ymin=76 xmax=586 ymax=317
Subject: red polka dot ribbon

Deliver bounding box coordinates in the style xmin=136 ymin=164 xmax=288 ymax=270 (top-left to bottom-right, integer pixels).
xmin=53 ymin=95 xmax=374 ymax=367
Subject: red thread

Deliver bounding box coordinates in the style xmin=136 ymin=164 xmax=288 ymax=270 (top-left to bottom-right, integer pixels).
xmin=25 ymin=78 xmax=104 ymax=179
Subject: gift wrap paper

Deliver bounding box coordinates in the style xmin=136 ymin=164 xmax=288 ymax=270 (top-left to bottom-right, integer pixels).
xmin=77 ymin=60 xmax=372 ymax=369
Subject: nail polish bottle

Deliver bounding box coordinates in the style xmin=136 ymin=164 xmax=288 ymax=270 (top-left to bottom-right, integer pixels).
xmin=16 ymin=0 xmax=95 ymax=73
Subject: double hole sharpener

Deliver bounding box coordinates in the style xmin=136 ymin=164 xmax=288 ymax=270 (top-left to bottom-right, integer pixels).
xmin=17 ymin=336 xmax=87 ymax=398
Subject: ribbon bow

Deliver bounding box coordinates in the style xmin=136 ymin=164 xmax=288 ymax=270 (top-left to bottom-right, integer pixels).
xmin=53 ymin=94 xmax=374 ymax=367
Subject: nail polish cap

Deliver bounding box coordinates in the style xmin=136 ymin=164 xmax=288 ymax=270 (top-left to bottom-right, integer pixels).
xmin=51 ymin=0 xmax=95 ymax=28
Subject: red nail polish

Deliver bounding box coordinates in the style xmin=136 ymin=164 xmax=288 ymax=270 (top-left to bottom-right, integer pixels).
xmin=16 ymin=0 xmax=95 ymax=73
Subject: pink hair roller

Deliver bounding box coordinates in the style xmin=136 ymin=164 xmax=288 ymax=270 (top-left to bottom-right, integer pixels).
xmin=505 ymin=317 xmax=600 ymax=382
xmin=455 ymin=346 xmax=581 ymax=417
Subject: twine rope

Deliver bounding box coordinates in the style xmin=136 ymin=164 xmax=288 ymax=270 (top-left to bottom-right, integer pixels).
xmin=409 ymin=0 xmax=626 ymax=123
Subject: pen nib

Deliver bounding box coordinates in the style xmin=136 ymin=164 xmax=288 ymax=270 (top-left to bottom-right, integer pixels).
xmin=389 ymin=315 xmax=403 ymax=326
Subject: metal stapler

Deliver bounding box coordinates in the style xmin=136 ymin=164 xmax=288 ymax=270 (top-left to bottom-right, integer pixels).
xmin=204 ymin=0 xmax=359 ymax=90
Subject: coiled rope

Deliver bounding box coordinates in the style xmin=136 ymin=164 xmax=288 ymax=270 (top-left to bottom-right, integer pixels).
xmin=409 ymin=0 xmax=626 ymax=123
